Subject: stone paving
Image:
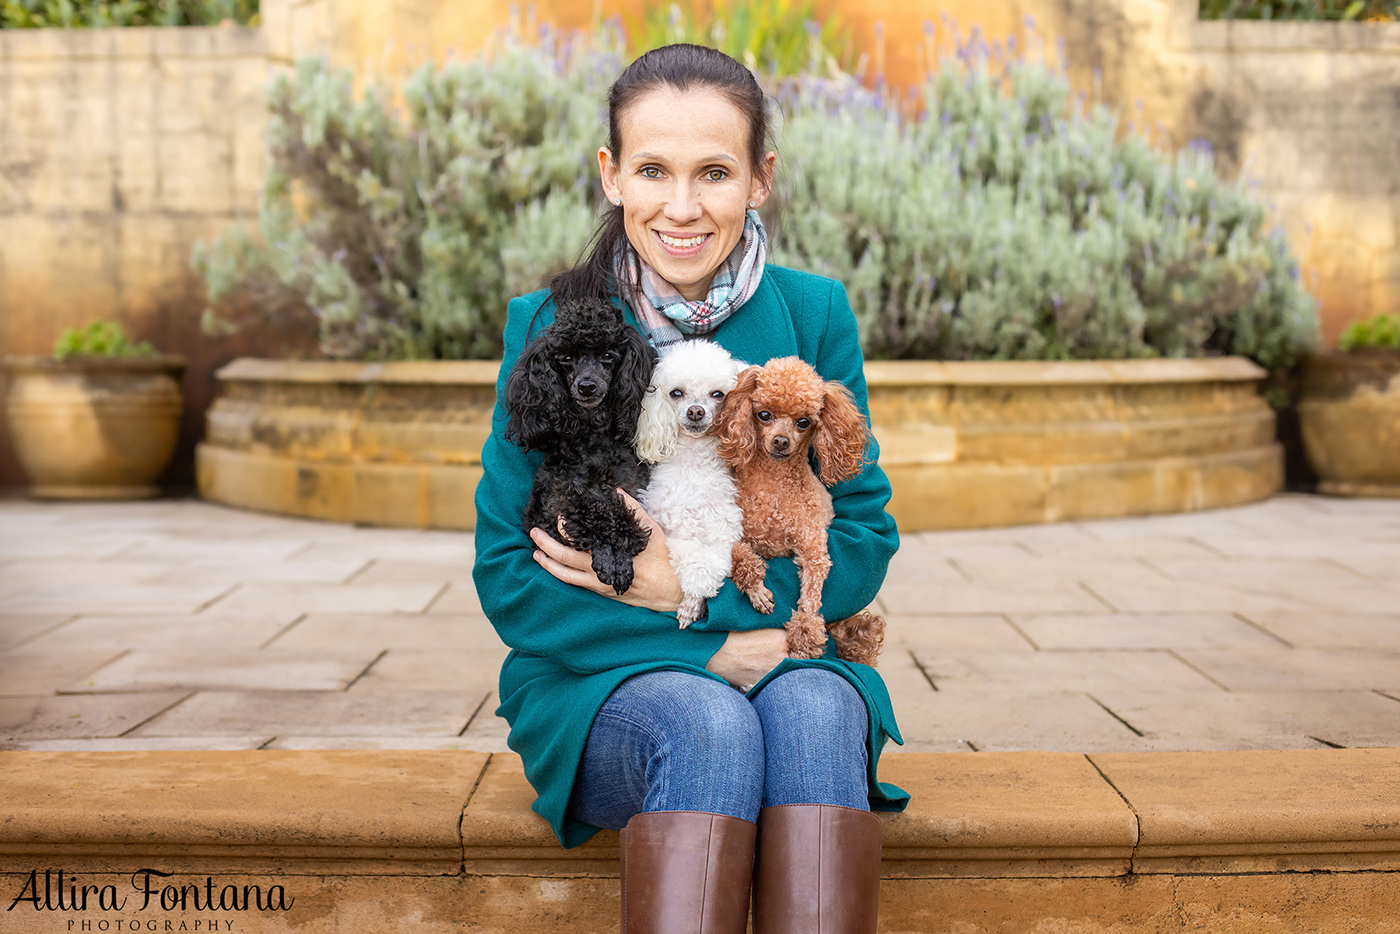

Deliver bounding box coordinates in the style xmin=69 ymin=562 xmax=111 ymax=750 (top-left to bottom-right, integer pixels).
xmin=1 ymin=494 xmax=1398 ymax=753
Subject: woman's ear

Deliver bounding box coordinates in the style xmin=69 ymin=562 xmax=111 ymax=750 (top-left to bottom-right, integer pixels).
xmin=747 ymin=150 xmax=777 ymax=208
xmin=717 ymin=367 xmax=760 ymax=467
xmin=634 ymin=383 xmax=676 ymax=464
xmin=599 ymin=146 xmax=621 ymax=206
xmin=813 ymin=380 xmax=869 ymax=485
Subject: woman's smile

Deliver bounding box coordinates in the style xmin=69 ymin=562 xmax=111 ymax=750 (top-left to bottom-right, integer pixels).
xmin=654 ymin=230 xmax=713 ymax=256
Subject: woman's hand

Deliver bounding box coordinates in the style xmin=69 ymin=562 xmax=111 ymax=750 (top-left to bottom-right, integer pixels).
xmin=530 ymin=490 xmax=684 ymax=613
xmin=705 ymin=628 xmax=790 ymax=692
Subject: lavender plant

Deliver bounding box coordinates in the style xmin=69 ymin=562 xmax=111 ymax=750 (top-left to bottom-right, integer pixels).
xmin=196 ymin=37 xmax=614 ymax=360
xmin=769 ymin=31 xmax=1317 ymax=367
xmin=198 ymin=24 xmax=1316 ymax=367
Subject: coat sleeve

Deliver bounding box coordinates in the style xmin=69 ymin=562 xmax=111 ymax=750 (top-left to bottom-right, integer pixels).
xmin=696 ymin=279 xmax=900 ymax=634
xmin=472 ymin=295 xmax=728 ymax=675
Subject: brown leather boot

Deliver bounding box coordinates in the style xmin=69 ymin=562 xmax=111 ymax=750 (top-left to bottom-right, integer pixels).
xmin=752 ymin=804 xmax=882 ymax=934
xmin=620 ymin=810 xmax=757 ymax=934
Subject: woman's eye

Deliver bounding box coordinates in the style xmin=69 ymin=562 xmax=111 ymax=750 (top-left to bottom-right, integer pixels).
xmin=669 ymin=388 xmax=684 ymax=398
xmin=641 ymin=166 xmax=662 ymax=179
xmin=757 ymin=411 xmax=772 ymax=422
xmin=710 ymin=390 xmax=725 ymax=400
xmin=796 ymin=418 xmax=812 ymax=430
xmin=706 ymin=168 xmax=729 ymax=182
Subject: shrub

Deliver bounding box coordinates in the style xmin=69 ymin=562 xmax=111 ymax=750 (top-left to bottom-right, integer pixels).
xmin=53 ymin=322 xmax=156 ymax=360
xmin=197 ymin=40 xmax=614 ymax=360
xmin=1339 ymin=312 xmax=1400 ymax=350
xmin=769 ymin=37 xmax=1317 ymax=368
xmin=198 ymin=27 xmax=1318 ymax=369
xmin=1199 ymin=1 xmax=1396 ymax=20
xmin=0 ymin=0 xmax=257 ymax=28
xmin=626 ymin=0 xmax=853 ymax=77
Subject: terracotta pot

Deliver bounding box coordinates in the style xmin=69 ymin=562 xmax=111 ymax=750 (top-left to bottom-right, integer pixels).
xmin=3 ymin=354 xmax=187 ymax=499
xmin=1298 ymin=350 xmax=1400 ymax=497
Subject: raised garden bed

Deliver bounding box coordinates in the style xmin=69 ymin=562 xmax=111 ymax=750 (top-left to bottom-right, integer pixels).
xmin=196 ymin=356 xmax=1282 ymax=531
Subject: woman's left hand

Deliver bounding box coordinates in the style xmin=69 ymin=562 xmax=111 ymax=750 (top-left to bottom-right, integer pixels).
xmin=530 ymin=490 xmax=684 ymax=613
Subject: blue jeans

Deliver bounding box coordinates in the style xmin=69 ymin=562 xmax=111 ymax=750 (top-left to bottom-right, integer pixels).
xmin=566 ymin=668 xmax=870 ymax=829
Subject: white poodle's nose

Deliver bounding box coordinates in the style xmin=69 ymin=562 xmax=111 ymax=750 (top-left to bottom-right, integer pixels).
xmin=686 ymin=404 xmax=706 ymax=424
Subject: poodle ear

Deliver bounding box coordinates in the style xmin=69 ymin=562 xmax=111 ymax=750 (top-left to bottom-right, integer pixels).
xmin=634 ymin=383 xmax=676 ymax=464
xmin=504 ymin=331 xmax=565 ymax=450
xmin=609 ymin=324 xmax=658 ymax=443
xmin=716 ymin=366 xmax=761 ymax=467
xmin=813 ymin=379 xmax=870 ymax=485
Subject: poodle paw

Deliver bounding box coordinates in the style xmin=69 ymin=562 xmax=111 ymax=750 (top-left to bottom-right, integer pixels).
xmin=745 ymin=585 xmax=775 ymax=615
xmin=676 ymin=594 xmax=705 ymax=628
xmin=592 ymin=548 xmax=634 ymax=596
xmin=785 ymin=613 xmax=828 ymax=659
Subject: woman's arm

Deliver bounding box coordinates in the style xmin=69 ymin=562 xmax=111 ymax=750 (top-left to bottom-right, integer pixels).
xmin=472 ymin=295 xmax=727 ymax=676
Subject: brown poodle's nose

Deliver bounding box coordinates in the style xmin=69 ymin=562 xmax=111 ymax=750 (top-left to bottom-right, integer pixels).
xmin=686 ymin=405 xmax=706 ymax=423
xmin=771 ymin=435 xmax=790 ymax=454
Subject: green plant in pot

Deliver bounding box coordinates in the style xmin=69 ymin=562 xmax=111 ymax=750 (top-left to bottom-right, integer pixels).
xmin=1298 ymin=311 xmax=1400 ymax=497
xmin=2 ymin=322 xmax=187 ymax=499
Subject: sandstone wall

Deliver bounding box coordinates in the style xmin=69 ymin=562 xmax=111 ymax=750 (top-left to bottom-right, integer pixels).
xmin=3 ymin=0 xmax=1397 ymax=488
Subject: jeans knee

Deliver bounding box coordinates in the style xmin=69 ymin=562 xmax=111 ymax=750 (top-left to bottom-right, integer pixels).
xmin=753 ymin=668 xmax=868 ymax=746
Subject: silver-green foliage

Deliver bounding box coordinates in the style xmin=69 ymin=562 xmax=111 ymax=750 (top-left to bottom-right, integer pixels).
xmin=196 ymin=40 xmax=611 ymax=360
xmin=770 ymin=45 xmax=1317 ymax=367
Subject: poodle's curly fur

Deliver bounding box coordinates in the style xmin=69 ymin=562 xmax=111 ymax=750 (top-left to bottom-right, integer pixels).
xmin=504 ymin=298 xmax=658 ymax=595
xmin=634 ymin=340 xmax=749 ymax=628
xmin=716 ymin=356 xmax=887 ymax=666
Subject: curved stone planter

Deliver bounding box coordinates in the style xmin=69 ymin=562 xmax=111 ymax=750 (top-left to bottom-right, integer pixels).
xmin=1298 ymin=350 xmax=1400 ymax=498
xmin=197 ymin=356 xmax=1281 ymax=531
xmin=3 ymin=354 xmax=187 ymax=499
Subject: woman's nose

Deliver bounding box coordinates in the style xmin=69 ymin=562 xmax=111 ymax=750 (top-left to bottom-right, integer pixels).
xmin=663 ymin=181 xmax=704 ymax=223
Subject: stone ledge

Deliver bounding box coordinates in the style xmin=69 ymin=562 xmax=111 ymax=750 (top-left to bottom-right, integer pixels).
xmin=4 ymin=748 xmax=1398 ymax=879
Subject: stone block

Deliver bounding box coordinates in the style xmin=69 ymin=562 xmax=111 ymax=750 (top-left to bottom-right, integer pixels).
xmin=349 ymin=649 xmax=507 ymax=693
xmin=18 ymin=613 xmax=296 ymax=653
xmin=881 ymin=579 xmax=1107 ymax=615
xmin=1089 ymin=689 xmax=1400 ymax=751
xmin=911 ymin=649 xmax=1221 ymax=694
xmin=892 ymin=689 xmax=1150 ymax=754
xmin=887 ymin=614 xmax=1036 ymax=653
xmin=1240 ymin=610 xmax=1400 ymax=649
xmin=129 ymin=690 xmax=478 ymax=737
xmin=209 ymin=581 xmax=444 ymax=616
xmin=1011 ymin=612 xmax=1284 ymax=651
xmin=1175 ymin=646 xmax=1400 ymax=692
xmin=0 ymin=648 xmax=126 ymax=695
xmin=884 ymin=462 xmax=1048 ymax=531
xmin=269 ymin=612 xmax=501 ymax=651
xmin=63 ymin=649 xmax=378 ymax=693
xmin=0 ymin=693 xmax=188 ymax=742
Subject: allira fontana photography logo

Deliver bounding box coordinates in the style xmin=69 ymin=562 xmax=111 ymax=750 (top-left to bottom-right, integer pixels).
xmin=7 ymin=869 xmax=296 ymax=930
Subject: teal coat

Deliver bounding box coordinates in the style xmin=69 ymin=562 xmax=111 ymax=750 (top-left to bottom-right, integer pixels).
xmin=472 ymin=265 xmax=910 ymax=848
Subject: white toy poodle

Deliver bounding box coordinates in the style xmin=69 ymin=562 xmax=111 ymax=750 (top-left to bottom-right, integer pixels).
xmin=634 ymin=340 xmax=749 ymax=628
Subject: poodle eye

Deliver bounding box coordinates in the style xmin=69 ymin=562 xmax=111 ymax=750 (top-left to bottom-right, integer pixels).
xmin=796 ymin=417 xmax=812 ymax=430
xmin=710 ymin=390 xmax=725 ymax=400
xmin=669 ymin=388 xmax=684 ymax=399
xmin=556 ymin=354 xmax=573 ymax=365
xmin=601 ymin=351 xmax=619 ymax=364
xmin=757 ymin=410 xmax=772 ymax=422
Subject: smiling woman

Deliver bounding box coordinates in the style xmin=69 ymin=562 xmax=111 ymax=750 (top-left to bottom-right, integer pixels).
xmin=472 ymin=43 xmax=907 ymax=934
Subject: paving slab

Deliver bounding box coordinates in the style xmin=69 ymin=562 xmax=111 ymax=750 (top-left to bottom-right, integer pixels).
xmin=127 ymin=689 xmax=479 ymax=737
xmin=892 ymin=689 xmax=1149 ymax=753
xmin=1010 ymin=612 xmax=1285 ymax=651
xmin=1175 ymin=647 xmax=1400 ymax=692
xmin=1090 ymin=690 xmax=1400 ymax=751
xmin=0 ymin=692 xmax=190 ymax=744
xmin=210 ymin=581 xmax=446 ymax=616
xmin=3 ymin=494 xmax=1399 ymax=754
xmin=1238 ymin=610 xmax=1400 ymax=649
xmin=7 ymin=735 xmax=272 ymax=751
xmin=60 ymin=649 xmax=379 ymax=693
xmin=268 ymin=613 xmax=503 ymax=652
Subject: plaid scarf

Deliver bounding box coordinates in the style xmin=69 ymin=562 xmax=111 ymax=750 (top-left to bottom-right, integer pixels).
xmin=617 ymin=209 xmax=768 ymax=350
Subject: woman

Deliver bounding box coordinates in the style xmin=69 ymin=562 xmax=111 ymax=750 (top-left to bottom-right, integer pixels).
xmin=472 ymin=43 xmax=908 ymax=934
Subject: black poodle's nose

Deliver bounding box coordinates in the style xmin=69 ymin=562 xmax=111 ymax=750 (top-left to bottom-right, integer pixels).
xmin=575 ymin=378 xmax=599 ymax=397
xmin=772 ymin=435 xmax=790 ymax=453
xmin=686 ymin=405 xmax=706 ymax=423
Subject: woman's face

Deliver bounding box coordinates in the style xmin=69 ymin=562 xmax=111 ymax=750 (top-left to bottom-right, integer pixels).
xmin=600 ymin=86 xmax=775 ymax=302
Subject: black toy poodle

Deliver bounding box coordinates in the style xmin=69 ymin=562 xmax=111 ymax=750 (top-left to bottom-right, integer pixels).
xmin=504 ymin=298 xmax=658 ymax=595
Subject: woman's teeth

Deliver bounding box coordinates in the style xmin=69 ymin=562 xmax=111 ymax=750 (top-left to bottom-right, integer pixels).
xmin=658 ymin=233 xmax=708 ymax=248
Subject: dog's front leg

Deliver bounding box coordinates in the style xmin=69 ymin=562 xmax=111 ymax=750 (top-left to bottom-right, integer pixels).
xmin=731 ymin=541 xmax=774 ymax=614
xmin=785 ymin=532 xmax=832 ymax=659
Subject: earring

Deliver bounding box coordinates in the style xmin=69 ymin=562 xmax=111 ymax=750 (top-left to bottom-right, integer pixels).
xmin=613 ymin=198 xmax=622 ymax=206
xmin=748 ymin=200 xmax=756 ymax=207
